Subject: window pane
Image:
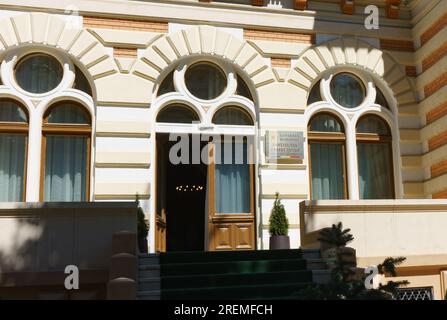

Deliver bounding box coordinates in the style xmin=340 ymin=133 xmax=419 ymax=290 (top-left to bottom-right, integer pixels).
xmin=358 ymin=143 xmax=394 ymax=199
xmin=375 ymin=88 xmax=389 ymax=109
xmin=185 ymin=63 xmax=226 ymax=100
xmin=0 ymin=100 xmax=27 ymax=122
xmin=330 ymin=73 xmax=365 ymax=108
xmin=215 ymin=141 xmax=251 ymax=213
xmin=158 ymin=71 xmax=175 ymax=96
xmin=310 ymin=143 xmax=345 ymax=200
xmin=0 ymin=134 xmax=26 ymax=201
xmin=308 ymin=80 xmax=322 ymax=105
xmin=16 ymin=54 xmax=63 ymax=94
xmin=310 ymin=114 xmax=343 ymax=133
xmin=357 ymin=116 xmax=390 ymax=135
xmin=236 ymin=75 xmax=253 ymax=101
xmin=74 ymin=66 xmax=92 ymax=96
xmin=213 ymin=107 xmax=253 ymax=125
xmin=157 ymin=105 xmax=200 ymax=123
xmin=47 ymin=103 xmax=90 ymax=124
xmin=44 ymin=135 xmax=88 ymax=201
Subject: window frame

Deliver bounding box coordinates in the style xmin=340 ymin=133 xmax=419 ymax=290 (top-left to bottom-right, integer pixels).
xmin=0 ymin=99 xmax=29 ymax=201
xmin=40 ymin=101 xmax=92 ymax=202
xmin=356 ymin=114 xmax=395 ymax=199
xmin=308 ymin=112 xmax=349 ymax=200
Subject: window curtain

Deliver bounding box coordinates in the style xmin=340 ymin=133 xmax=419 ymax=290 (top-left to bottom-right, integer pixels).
xmin=44 ymin=135 xmax=88 ymax=201
xmin=330 ymin=75 xmax=364 ymax=108
xmin=310 ymin=114 xmax=342 ymax=132
xmin=0 ymin=134 xmax=26 ymax=201
xmin=0 ymin=101 xmax=27 ymax=122
xmin=215 ymin=142 xmax=250 ymax=213
xmin=213 ymin=108 xmax=253 ymax=126
xmin=186 ymin=64 xmax=225 ymax=100
xmin=310 ymin=143 xmax=345 ymax=200
xmin=358 ymin=143 xmax=393 ymax=199
xmin=16 ymin=55 xmax=62 ymax=93
xmin=48 ymin=104 xmax=89 ymax=124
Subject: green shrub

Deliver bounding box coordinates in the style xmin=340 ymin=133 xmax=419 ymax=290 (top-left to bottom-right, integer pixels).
xmin=317 ymin=222 xmax=354 ymax=248
xmin=269 ymin=193 xmax=289 ymax=236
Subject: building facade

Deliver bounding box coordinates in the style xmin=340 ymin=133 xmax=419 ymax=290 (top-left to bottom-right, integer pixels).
xmin=0 ymin=0 xmax=447 ymax=298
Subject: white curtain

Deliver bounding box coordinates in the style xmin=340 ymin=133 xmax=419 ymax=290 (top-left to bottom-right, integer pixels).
xmin=44 ymin=135 xmax=88 ymax=201
xmin=0 ymin=134 xmax=26 ymax=201
xmin=310 ymin=143 xmax=345 ymax=200
xmin=358 ymin=143 xmax=393 ymax=199
xmin=215 ymin=142 xmax=250 ymax=213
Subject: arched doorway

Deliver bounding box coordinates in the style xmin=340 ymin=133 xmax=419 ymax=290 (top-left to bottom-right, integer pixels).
xmin=153 ymin=59 xmax=257 ymax=252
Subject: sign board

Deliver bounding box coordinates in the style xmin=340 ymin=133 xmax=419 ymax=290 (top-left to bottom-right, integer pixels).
xmin=265 ymin=131 xmax=305 ymax=163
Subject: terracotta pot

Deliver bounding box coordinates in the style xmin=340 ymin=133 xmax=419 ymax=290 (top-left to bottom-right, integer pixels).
xmin=269 ymin=235 xmax=290 ymax=250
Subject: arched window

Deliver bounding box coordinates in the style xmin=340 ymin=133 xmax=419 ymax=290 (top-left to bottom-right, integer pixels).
xmin=0 ymin=100 xmax=28 ymax=201
xmin=157 ymin=104 xmax=200 ymax=124
xmin=307 ymin=80 xmax=322 ymax=105
xmin=42 ymin=102 xmax=91 ymax=202
xmin=308 ymin=113 xmax=347 ymax=200
xmin=356 ymin=115 xmax=394 ymax=199
xmin=330 ymin=73 xmax=365 ymax=108
xmin=212 ymin=106 xmax=254 ymax=126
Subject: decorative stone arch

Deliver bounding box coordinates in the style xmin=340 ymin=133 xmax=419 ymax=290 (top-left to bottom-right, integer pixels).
xmin=287 ymin=37 xmax=418 ymax=115
xmin=133 ymin=25 xmax=276 ymax=94
xmin=0 ymin=12 xmax=118 ymax=97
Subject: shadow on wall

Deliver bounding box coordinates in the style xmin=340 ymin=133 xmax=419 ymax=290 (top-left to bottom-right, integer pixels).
xmin=0 ymin=202 xmax=137 ymax=300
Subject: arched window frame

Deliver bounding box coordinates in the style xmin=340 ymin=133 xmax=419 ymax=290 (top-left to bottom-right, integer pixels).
xmin=306 ymin=66 xmax=402 ymax=200
xmin=355 ymin=114 xmax=395 ymax=199
xmin=307 ymin=112 xmax=349 ymax=200
xmin=40 ymin=101 xmax=92 ymax=201
xmin=0 ymin=99 xmax=29 ymax=201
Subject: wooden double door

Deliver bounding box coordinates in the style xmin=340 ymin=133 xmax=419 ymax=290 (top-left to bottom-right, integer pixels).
xmin=155 ymin=134 xmax=255 ymax=252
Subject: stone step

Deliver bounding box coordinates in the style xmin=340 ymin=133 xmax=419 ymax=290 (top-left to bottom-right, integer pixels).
xmin=302 ymin=249 xmax=321 ymax=260
xmin=139 ymin=277 xmax=161 ymax=291
xmin=312 ymin=270 xmax=331 ymax=284
xmin=162 ymin=281 xmax=313 ymax=300
xmin=139 ymin=264 xmax=160 ymax=278
xmin=139 ymin=254 xmax=160 ymax=266
xmin=161 ymin=270 xmax=312 ymax=290
xmin=160 ymin=258 xmax=307 ymax=277
xmin=305 ymin=258 xmax=327 ymax=271
xmin=137 ymin=290 xmax=161 ymax=300
xmin=160 ymin=249 xmax=304 ymax=264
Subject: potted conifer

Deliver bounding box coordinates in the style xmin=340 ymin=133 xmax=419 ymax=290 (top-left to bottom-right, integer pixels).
xmin=269 ymin=193 xmax=290 ymax=250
